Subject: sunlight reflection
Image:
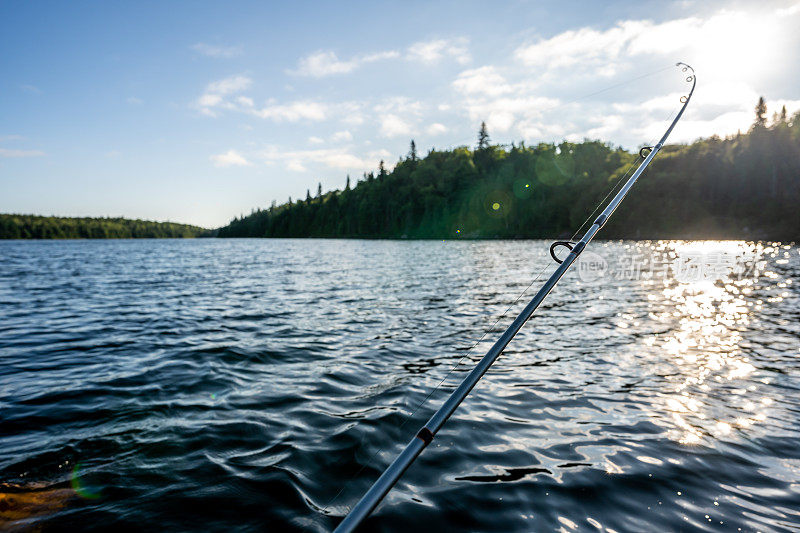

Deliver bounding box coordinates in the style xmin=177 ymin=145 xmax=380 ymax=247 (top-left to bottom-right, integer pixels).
xmin=648 ymin=241 xmax=773 ymax=445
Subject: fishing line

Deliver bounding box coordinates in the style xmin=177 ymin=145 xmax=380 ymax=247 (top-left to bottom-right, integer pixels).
xmin=333 ymin=63 xmax=695 ymax=531
xmin=321 ymin=63 xmax=687 ymax=520
xmin=321 ymin=257 xmax=555 ymax=516
xmin=387 ymin=108 xmax=684 ymax=447
xmin=447 ymin=63 xmax=675 ymax=149
xmin=567 ymin=106 xmax=679 ymax=243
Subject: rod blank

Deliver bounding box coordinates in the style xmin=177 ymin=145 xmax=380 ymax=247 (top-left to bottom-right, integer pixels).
xmin=333 ymin=63 xmax=696 ymax=533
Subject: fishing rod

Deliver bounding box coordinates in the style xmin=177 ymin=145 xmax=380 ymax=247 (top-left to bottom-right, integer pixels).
xmin=333 ymin=62 xmax=696 ymax=533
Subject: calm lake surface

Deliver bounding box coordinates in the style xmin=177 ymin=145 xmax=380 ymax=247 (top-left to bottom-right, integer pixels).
xmin=1 ymin=239 xmax=799 ymax=532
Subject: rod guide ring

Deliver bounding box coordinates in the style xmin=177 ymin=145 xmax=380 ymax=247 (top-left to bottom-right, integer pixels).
xmin=549 ymin=241 xmax=575 ymax=264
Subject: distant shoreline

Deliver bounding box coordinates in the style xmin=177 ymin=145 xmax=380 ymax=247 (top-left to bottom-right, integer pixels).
xmin=1 ymin=234 xmax=795 ymax=243
xmin=0 ymin=214 xmax=210 ymax=239
xmin=1 ymin=212 xmax=794 ymax=242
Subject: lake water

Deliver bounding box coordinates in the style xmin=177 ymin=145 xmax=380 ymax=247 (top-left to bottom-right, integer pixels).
xmin=1 ymin=239 xmax=799 ymax=531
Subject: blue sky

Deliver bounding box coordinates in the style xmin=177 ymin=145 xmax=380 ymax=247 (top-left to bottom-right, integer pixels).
xmin=2 ymin=0 xmax=799 ymax=228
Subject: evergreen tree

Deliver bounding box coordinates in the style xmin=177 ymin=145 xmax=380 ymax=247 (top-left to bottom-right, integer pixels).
xmin=345 ymin=174 xmax=351 ymax=190
xmin=477 ymin=121 xmax=490 ymax=150
xmin=409 ymin=140 xmax=417 ymax=162
xmin=214 ymin=98 xmax=800 ymax=242
xmin=378 ymin=160 xmax=387 ymax=180
xmin=754 ymin=96 xmax=767 ymax=128
xmin=317 ymin=182 xmax=322 ymax=198
xmin=306 ymin=189 xmax=312 ymax=204
xmin=780 ymin=105 xmax=788 ymax=123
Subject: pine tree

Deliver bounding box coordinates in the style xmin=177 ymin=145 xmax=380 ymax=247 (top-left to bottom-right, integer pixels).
xmin=754 ymin=97 xmax=767 ymax=128
xmin=477 ymin=121 xmax=490 ymax=150
xmin=306 ymin=189 xmax=312 ymax=204
xmin=780 ymin=105 xmax=788 ymax=123
xmin=378 ymin=160 xmax=387 ymax=179
xmin=317 ymin=182 xmax=322 ymax=198
xmin=345 ymin=174 xmax=351 ymax=190
xmin=409 ymin=140 xmax=417 ymax=162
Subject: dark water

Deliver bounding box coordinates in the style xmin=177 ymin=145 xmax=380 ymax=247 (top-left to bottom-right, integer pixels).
xmin=1 ymin=239 xmax=799 ymax=532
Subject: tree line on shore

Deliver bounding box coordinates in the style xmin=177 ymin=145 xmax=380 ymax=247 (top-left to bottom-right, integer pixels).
xmin=0 ymin=214 xmax=207 ymax=239
xmin=3 ymin=98 xmax=797 ymax=241
xmin=218 ymin=98 xmax=800 ymax=241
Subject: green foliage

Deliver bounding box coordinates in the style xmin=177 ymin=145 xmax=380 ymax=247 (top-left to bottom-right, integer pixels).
xmin=218 ymin=105 xmax=800 ymax=241
xmin=0 ymin=215 xmax=209 ymax=239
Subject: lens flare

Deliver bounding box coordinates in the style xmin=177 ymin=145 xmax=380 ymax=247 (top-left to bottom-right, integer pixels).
xmin=70 ymin=463 xmax=101 ymax=500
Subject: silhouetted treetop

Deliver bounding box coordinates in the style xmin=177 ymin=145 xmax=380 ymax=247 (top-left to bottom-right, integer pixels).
xmin=754 ymin=96 xmax=767 ymax=128
xmin=477 ymin=121 xmax=490 ymax=150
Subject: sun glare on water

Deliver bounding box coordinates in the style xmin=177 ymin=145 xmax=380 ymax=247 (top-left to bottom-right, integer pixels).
xmin=645 ymin=242 xmax=775 ymax=445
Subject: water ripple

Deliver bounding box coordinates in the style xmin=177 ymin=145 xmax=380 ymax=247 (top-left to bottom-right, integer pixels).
xmin=1 ymin=239 xmax=799 ymax=531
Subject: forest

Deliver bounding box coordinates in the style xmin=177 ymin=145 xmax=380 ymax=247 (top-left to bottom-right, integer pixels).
xmin=218 ymin=98 xmax=800 ymax=241
xmin=3 ymin=99 xmax=797 ymax=241
xmin=0 ymin=215 xmax=207 ymax=239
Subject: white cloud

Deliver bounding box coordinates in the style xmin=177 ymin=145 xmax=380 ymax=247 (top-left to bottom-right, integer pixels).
xmin=373 ymin=97 xmax=424 ymax=116
xmin=513 ymin=10 xmax=788 ymax=86
xmin=293 ymin=49 xmax=400 ymax=77
xmin=431 ymin=7 xmax=796 ymax=146
xmin=287 ymin=160 xmax=307 ymax=172
xmin=259 ymin=146 xmax=377 ymax=172
xmin=407 ymin=38 xmax=470 ymax=65
xmin=195 ymin=75 xmax=328 ymax=123
xmin=197 ymin=94 xmax=223 ymax=108
xmin=210 ymin=149 xmax=251 ymax=167
xmin=323 ymin=153 xmax=372 ymax=168
xmin=295 ymin=51 xmax=358 ymax=77
xmin=192 ymin=43 xmax=243 ymax=58
xmin=0 ymin=148 xmax=45 ymax=158
xmin=459 ymin=94 xmax=560 ymax=134
xmin=379 ymin=114 xmax=413 ymax=137
xmin=331 ymin=130 xmax=353 ymax=142
xmin=426 ymin=123 xmax=448 ymax=135
xmin=192 ymin=7 xmax=796 ymax=162
xmin=207 ymin=75 xmax=252 ymax=95
xmin=339 ymin=102 xmax=366 ymax=125
xmin=453 ymin=66 xmax=512 ymax=97
xmin=252 ymin=100 xmax=328 ymax=121
xmin=777 ymin=2 xmax=800 ymax=16
xmin=195 ymin=75 xmax=252 ymax=116
xmin=515 ymin=21 xmax=648 ymax=70
xmin=236 ymin=96 xmax=254 ymax=107
xmin=362 ymin=51 xmax=401 ymax=62
xmin=196 ymin=80 xmax=380 ymax=131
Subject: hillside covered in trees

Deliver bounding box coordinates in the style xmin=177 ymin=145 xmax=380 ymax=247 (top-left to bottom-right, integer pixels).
xmin=0 ymin=215 xmax=208 ymax=239
xmin=219 ymin=99 xmax=800 ymax=241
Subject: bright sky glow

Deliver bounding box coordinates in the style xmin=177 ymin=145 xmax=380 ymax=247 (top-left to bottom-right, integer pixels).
xmin=1 ymin=0 xmax=799 ymax=227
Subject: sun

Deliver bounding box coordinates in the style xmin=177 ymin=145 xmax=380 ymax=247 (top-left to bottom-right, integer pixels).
xmin=692 ymin=10 xmax=785 ymax=84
